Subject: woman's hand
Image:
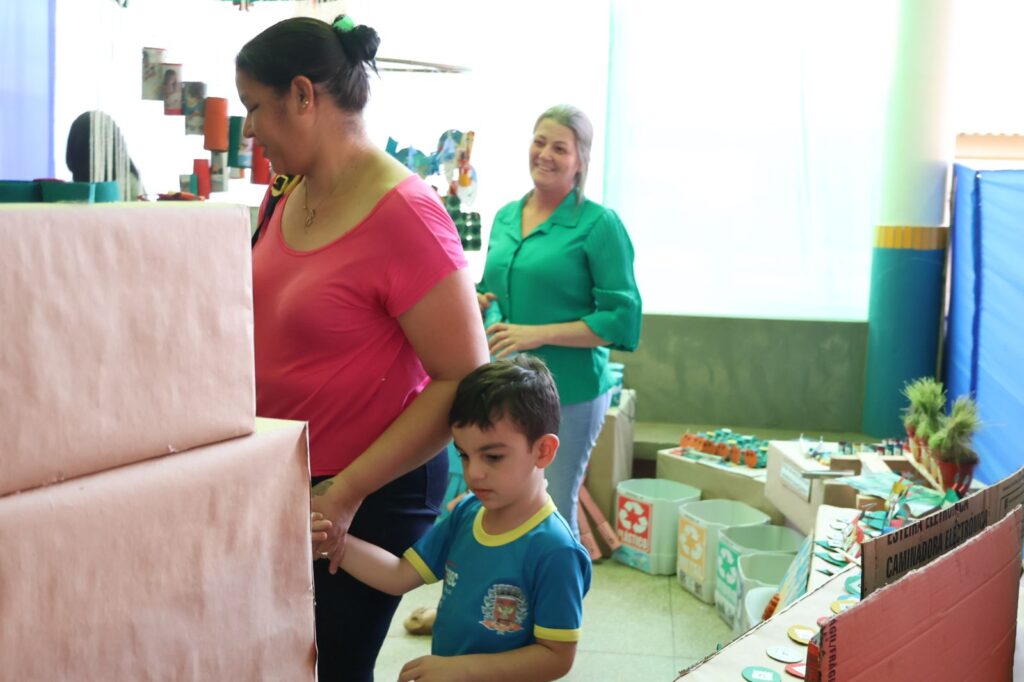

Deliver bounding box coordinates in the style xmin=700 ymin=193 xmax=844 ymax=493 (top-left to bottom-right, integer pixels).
xmin=476 ymin=291 xmax=497 ymax=315
xmin=310 ymin=476 xmax=364 ymax=574
xmin=486 ymin=322 xmax=546 ymax=358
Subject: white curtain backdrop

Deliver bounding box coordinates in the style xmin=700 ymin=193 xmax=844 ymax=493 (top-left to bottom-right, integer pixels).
xmin=604 ymin=1 xmax=901 ymax=320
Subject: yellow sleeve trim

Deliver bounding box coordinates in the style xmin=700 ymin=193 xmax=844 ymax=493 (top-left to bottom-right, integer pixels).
xmin=402 ymin=549 xmax=440 ymax=584
xmin=534 ymin=625 xmax=581 ymax=642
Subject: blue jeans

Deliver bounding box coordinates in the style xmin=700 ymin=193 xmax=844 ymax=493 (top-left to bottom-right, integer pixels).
xmin=545 ymin=391 xmax=612 ymax=539
xmin=312 ymin=449 xmax=447 ymax=681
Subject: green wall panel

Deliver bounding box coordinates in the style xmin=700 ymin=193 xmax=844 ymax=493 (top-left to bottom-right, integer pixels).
xmin=612 ymin=315 xmax=867 ymax=432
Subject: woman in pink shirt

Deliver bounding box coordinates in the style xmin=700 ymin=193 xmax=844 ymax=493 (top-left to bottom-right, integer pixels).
xmin=237 ymin=15 xmax=488 ymax=680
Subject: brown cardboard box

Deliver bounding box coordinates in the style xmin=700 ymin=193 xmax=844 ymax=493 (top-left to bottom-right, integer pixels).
xmin=0 ymin=419 xmax=316 ymax=681
xmin=861 ymin=466 xmax=1024 ymax=596
xmin=817 ymin=508 xmax=1022 ymax=681
xmin=585 ymin=388 xmax=636 ymax=523
xmin=0 ymin=204 xmax=256 ymax=497
xmin=657 ymin=448 xmax=783 ymax=524
xmin=765 ymin=440 xmax=861 ymax=534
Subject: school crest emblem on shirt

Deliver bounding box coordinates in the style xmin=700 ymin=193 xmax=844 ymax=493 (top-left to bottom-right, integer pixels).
xmin=480 ymin=583 xmax=527 ymax=634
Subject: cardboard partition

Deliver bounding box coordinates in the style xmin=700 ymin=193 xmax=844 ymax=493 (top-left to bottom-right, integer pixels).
xmin=861 ymin=466 xmax=1024 ymax=596
xmin=807 ymin=505 xmax=860 ymax=592
xmin=765 ymin=441 xmax=862 ymax=534
xmin=657 ymin=449 xmax=783 ymax=524
xmin=679 ymin=509 xmax=1022 ymax=680
xmin=817 ymin=508 xmax=1022 ymax=681
xmin=678 ymin=561 xmax=858 ymax=680
xmin=0 ymin=419 xmax=316 ymax=681
xmin=0 ymin=204 xmax=256 ymax=497
xmin=586 ymin=389 xmax=636 ymax=524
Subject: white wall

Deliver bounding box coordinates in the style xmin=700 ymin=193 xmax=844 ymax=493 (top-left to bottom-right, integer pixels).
xmin=348 ymin=0 xmax=610 ymax=279
xmin=52 ymin=0 xmax=610 ymax=281
xmin=53 ymin=0 xmax=294 ymax=205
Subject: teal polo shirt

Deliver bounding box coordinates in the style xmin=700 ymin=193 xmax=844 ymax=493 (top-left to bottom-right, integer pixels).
xmin=480 ymin=190 xmax=642 ymax=404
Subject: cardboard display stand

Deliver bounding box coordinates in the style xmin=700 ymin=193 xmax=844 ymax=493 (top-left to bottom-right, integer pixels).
xmin=860 ymin=466 xmax=1024 ymax=597
xmin=765 ymin=441 xmax=865 ymax=534
xmin=0 ymin=204 xmax=256 ymax=497
xmin=657 ymin=449 xmax=784 ymax=524
xmin=0 ymin=419 xmax=316 ymax=681
xmin=678 ymin=507 xmax=1023 ymax=681
xmin=807 ymin=505 xmax=860 ymax=592
xmin=816 ymin=508 xmax=1022 ymax=681
xmin=679 ymin=563 xmax=858 ymax=680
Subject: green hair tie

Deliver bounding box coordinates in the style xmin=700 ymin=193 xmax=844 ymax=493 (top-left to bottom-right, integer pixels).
xmin=333 ymin=15 xmax=355 ymax=33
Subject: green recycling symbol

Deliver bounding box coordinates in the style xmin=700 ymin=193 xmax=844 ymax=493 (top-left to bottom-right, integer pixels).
xmin=717 ymin=545 xmax=739 ymax=590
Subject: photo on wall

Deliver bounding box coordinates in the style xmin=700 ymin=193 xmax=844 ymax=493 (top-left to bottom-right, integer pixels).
xmin=161 ymin=63 xmax=183 ymax=115
xmin=141 ymin=47 xmax=165 ymax=100
xmin=183 ymin=82 xmax=207 ymax=134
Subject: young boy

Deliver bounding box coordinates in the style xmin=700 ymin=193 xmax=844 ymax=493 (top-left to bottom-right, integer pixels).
xmin=313 ymin=355 xmax=591 ymax=681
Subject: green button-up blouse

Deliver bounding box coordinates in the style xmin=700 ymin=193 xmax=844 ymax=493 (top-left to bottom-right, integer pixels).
xmin=479 ymin=190 xmax=642 ymax=404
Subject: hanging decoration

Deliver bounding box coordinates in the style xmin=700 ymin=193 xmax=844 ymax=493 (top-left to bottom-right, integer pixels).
xmin=387 ymin=130 xmax=480 ymax=250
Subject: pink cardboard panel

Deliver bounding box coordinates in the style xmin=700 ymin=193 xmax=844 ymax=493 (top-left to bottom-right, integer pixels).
xmin=0 ymin=419 xmax=315 ymax=681
xmin=680 ymin=508 xmax=1022 ymax=681
xmin=820 ymin=507 xmax=1022 ymax=681
xmin=0 ymin=204 xmax=255 ymax=497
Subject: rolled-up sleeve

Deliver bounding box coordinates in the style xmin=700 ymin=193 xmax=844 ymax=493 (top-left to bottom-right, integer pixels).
xmin=581 ymin=209 xmax=642 ymax=351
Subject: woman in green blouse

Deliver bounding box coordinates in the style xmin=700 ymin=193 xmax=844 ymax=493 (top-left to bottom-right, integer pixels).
xmin=478 ymin=104 xmax=642 ymax=538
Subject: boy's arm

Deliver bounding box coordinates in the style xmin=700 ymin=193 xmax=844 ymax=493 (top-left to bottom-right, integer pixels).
xmin=338 ymin=536 xmax=425 ymax=596
xmin=398 ymin=639 xmax=576 ymax=682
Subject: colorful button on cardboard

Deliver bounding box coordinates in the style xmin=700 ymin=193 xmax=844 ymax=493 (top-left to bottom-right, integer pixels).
xmin=766 ymin=645 xmax=804 ymax=664
xmin=743 ymin=665 xmax=782 ymax=682
xmin=835 ymin=592 xmax=858 ymax=604
xmin=785 ymin=662 xmax=807 ymax=679
xmin=831 ymin=599 xmax=855 ymax=614
xmin=787 ymin=625 xmax=815 ymax=645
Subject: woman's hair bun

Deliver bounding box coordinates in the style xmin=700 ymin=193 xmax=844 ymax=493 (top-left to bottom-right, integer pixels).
xmin=332 ymin=15 xmax=380 ymax=65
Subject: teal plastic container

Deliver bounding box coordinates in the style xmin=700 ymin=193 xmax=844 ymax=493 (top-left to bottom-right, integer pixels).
xmin=0 ymin=180 xmax=42 ymax=202
xmin=93 ymin=181 xmax=121 ymax=203
xmin=41 ymin=181 xmax=95 ymax=203
xmin=613 ymin=478 xmax=701 ymax=575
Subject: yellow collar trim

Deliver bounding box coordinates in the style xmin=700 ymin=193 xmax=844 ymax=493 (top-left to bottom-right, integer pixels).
xmin=472 ymin=497 xmax=556 ymax=547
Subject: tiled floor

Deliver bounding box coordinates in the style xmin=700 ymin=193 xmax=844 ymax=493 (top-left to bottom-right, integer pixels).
xmin=374 ymin=559 xmax=734 ymax=681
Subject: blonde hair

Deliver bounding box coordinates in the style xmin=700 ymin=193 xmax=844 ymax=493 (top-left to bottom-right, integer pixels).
xmin=534 ymin=104 xmax=593 ymax=200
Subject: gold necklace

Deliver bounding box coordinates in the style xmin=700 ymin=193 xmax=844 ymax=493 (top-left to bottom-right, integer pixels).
xmin=302 ymin=176 xmax=343 ymax=229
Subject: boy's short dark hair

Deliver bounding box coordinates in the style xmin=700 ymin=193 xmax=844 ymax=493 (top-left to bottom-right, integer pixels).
xmin=449 ymin=355 xmax=560 ymax=444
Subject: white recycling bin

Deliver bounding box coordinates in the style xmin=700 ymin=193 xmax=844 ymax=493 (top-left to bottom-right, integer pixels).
xmin=612 ymin=478 xmax=701 ymax=575
xmin=714 ymin=524 xmax=805 ymax=630
xmin=677 ymin=499 xmax=770 ymax=603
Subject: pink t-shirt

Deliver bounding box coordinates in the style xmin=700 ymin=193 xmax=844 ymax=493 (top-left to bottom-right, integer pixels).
xmin=253 ymin=175 xmax=467 ymax=476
